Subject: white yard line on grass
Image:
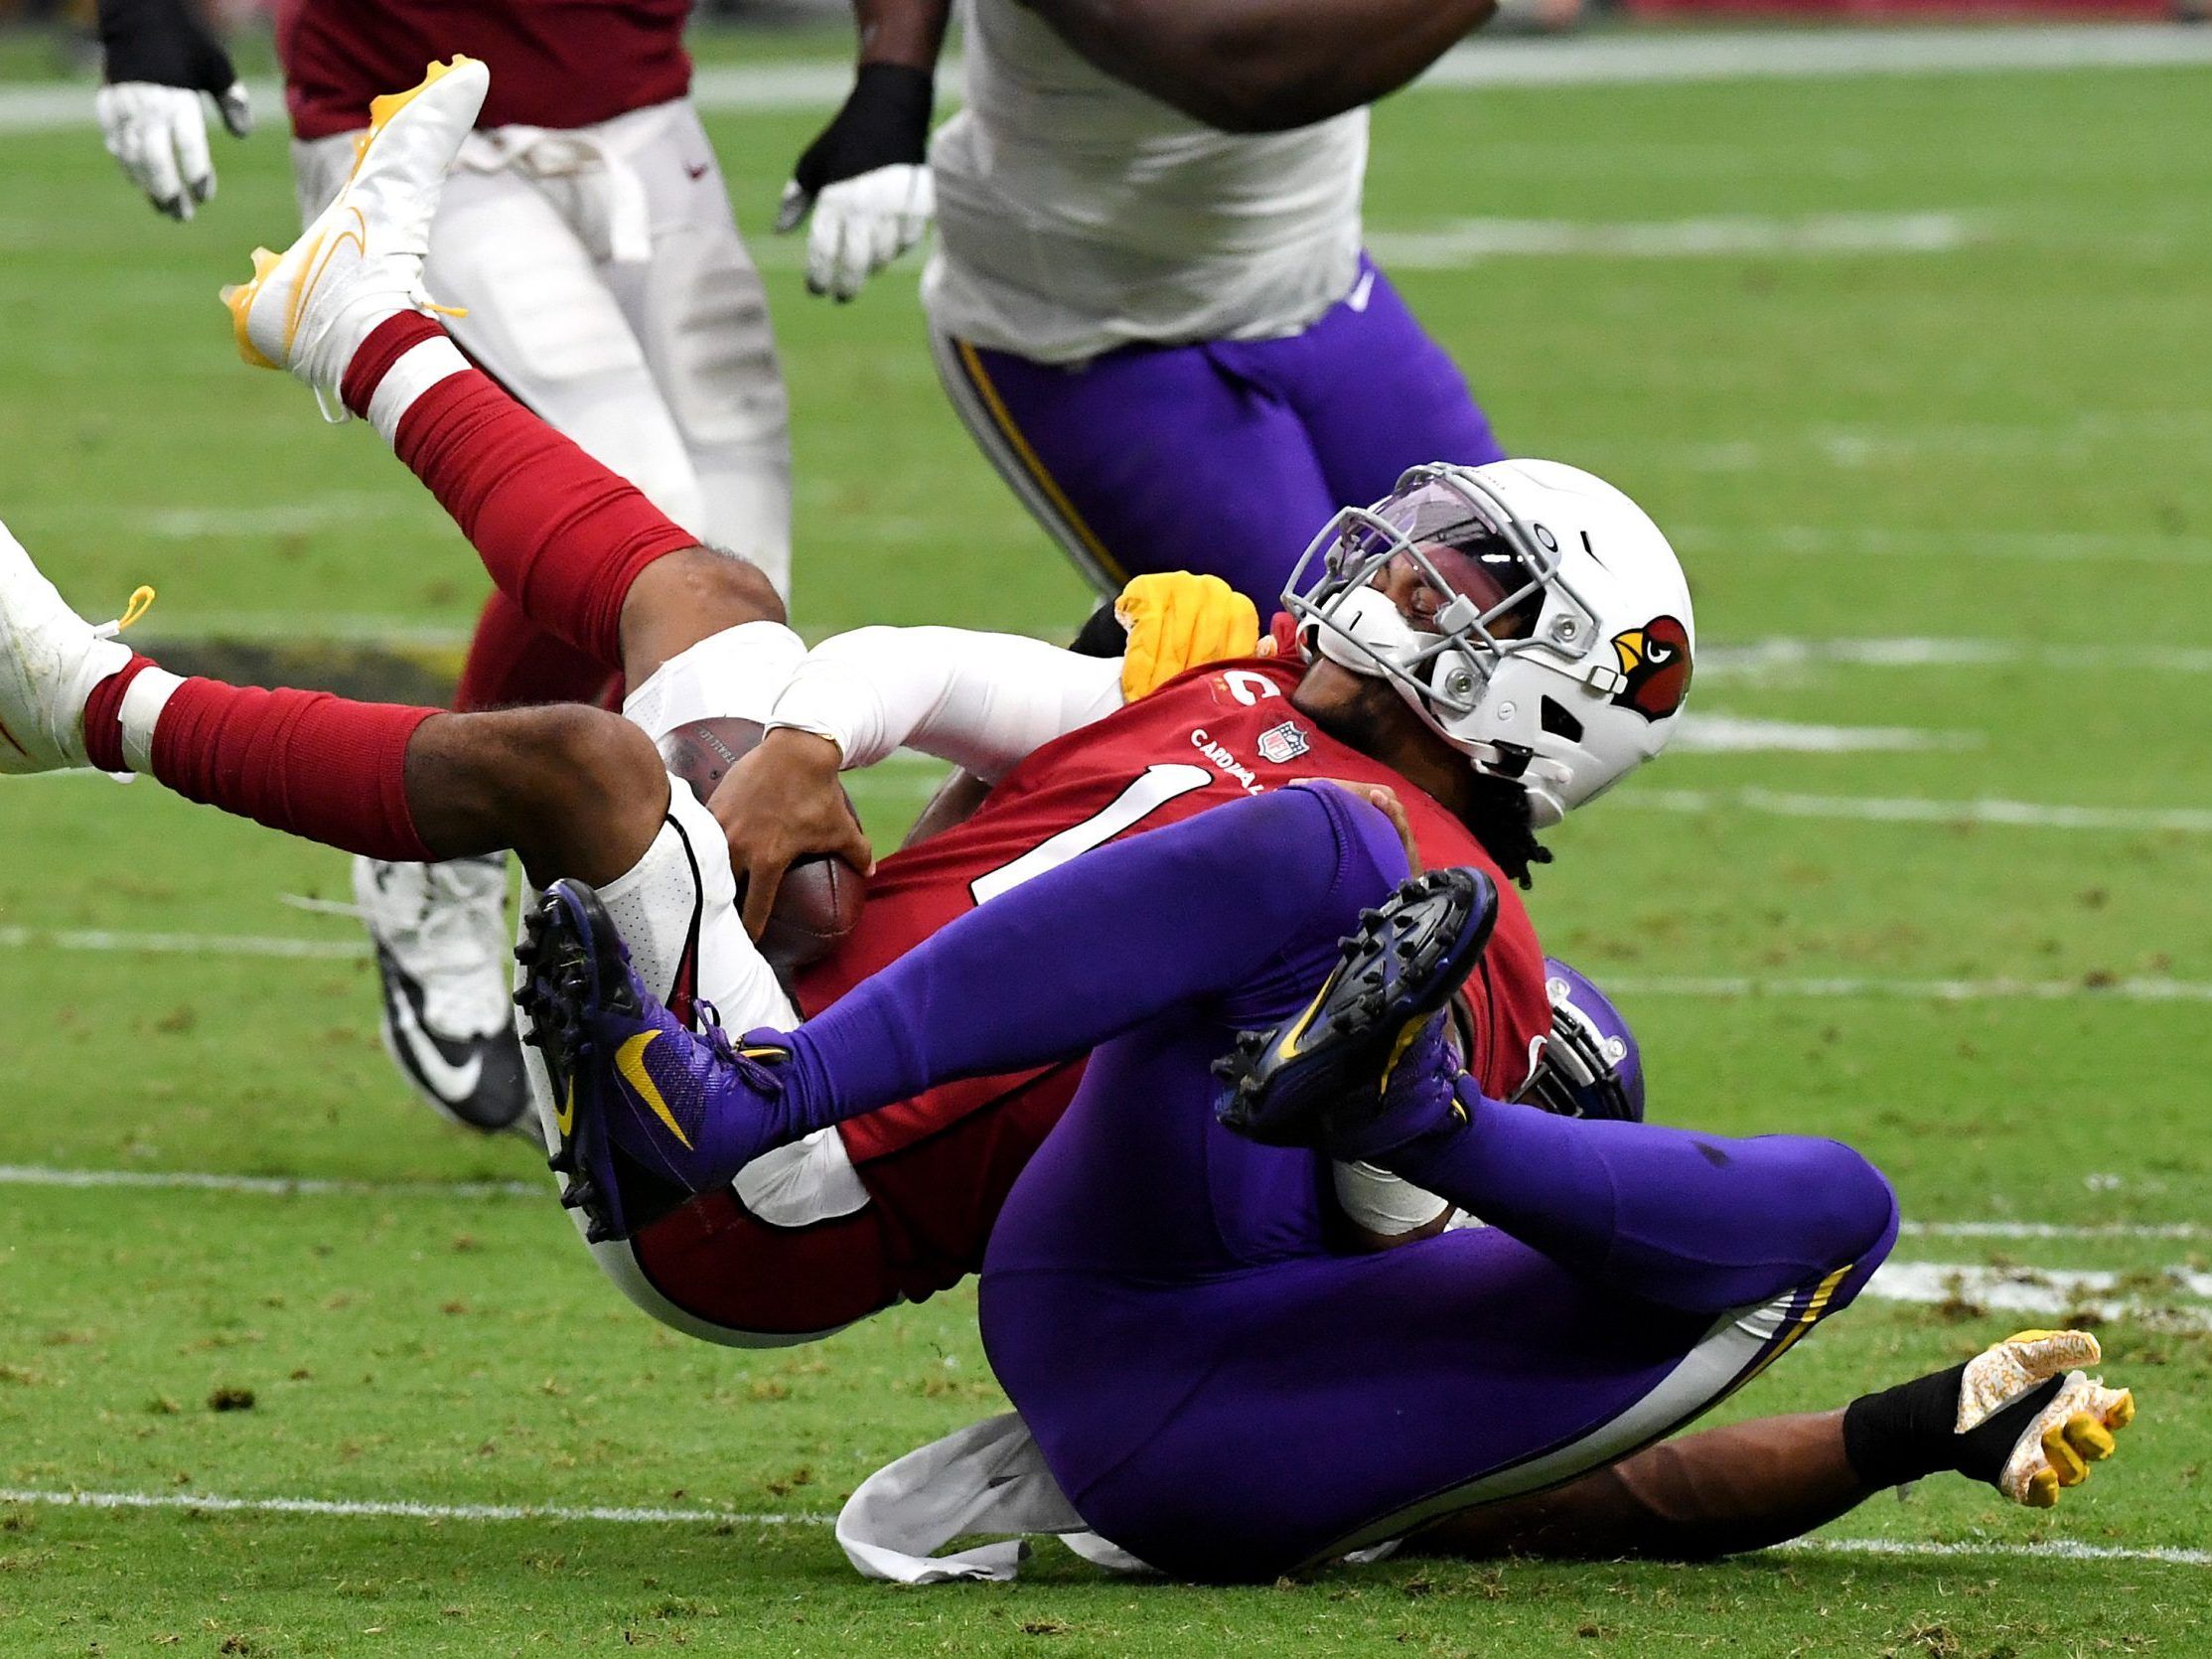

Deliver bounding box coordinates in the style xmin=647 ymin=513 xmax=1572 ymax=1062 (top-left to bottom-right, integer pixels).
xmin=1411 ymin=24 xmax=2212 ymax=89
xmin=1900 ymin=1221 xmax=2202 ymax=1242
xmin=1671 ymin=716 xmax=1976 ymax=754
xmin=3 ymin=1165 xmax=2201 ymax=1248
xmin=1369 ymin=212 xmax=1977 ymax=268
xmin=0 ymin=1483 xmax=2199 ymax=1567
xmin=751 ymin=215 xmax=1981 ymax=276
xmin=1673 ymin=525 xmax=2212 ymax=562
xmin=21 ymin=494 xmax=441 ymax=540
xmin=0 ymin=1164 xmax=540 ymax=1199
xmin=0 ymin=1486 xmax=804 ymax=1528
xmin=1701 ymin=637 xmax=2212 ymax=679
xmin=138 ymin=500 xmax=420 ymax=539
xmin=1605 ymin=974 xmax=2212 ymax=1004
xmin=1619 ymin=788 xmax=2212 ymax=834
xmin=0 ymin=924 xmax=369 ymax=961
xmin=10 ymin=931 xmax=2210 ymax=1002
xmin=1779 ymin=1537 xmax=2212 ymax=1568
xmin=1867 ymin=1262 xmax=2212 ymax=1331
xmin=11 ymin=26 xmax=2212 ymax=136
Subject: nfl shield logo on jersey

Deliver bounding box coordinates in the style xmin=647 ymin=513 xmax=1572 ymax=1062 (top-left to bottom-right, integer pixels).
xmin=1256 ymin=720 xmax=1311 ymax=765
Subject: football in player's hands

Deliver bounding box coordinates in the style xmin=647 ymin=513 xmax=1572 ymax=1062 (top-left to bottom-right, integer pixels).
xmin=658 ymin=717 xmax=867 ymax=977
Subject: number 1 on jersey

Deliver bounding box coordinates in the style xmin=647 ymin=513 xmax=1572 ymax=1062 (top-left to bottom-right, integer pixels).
xmin=969 ymin=763 xmax=1213 ymax=905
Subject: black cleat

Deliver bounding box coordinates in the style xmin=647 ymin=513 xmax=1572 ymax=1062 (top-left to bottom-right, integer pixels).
xmin=514 ymin=880 xmax=639 ymax=1244
xmin=1215 ymin=865 xmax=1498 ymax=1160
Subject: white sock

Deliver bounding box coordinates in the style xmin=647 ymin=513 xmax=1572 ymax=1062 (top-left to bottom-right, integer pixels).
xmin=366 ymin=333 xmax=471 ymax=444
xmin=117 ymin=666 xmax=185 ymax=775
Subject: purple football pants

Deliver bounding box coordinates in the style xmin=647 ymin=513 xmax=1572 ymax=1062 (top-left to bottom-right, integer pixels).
xmin=931 ymin=256 xmax=1507 ymax=606
xmin=761 ymin=788 xmax=1898 ymax=1581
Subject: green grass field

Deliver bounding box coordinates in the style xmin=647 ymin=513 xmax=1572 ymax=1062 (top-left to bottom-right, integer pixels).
xmin=2 ymin=31 xmax=2211 ymax=1656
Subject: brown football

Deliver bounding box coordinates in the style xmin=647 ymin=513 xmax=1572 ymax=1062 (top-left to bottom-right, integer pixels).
xmin=656 ymin=716 xmax=866 ymax=978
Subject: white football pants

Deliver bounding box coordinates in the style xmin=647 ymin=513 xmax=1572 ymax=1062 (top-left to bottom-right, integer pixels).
xmin=294 ymin=97 xmax=793 ymax=593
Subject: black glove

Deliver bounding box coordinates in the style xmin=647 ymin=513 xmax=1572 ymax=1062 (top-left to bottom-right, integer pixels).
xmin=96 ymin=0 xmax=251 ymax=222
xmin=778 ymin=63 xmax=935 ymax=226
xmin=777 ymin=64 xmax=937 ymax=300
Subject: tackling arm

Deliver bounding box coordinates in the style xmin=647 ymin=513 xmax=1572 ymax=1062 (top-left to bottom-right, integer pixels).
xmin=1023 ymin=0 xmax=1498 ymax=133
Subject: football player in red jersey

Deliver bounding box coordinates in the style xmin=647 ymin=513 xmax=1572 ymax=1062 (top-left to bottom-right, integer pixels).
xmin=2 ymin=75 xmax=2135 ymax=1569
xmin=88 ymin=0 xmax=922 ymax=1136
xmin=14 ymin=59 xmax=1696 ymax=1346
xmin=631 ymin=449 xmax=1696 ymax=1340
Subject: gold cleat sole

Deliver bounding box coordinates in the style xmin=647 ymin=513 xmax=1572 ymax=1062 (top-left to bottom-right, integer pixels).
xmin=221 ymin=245 xmax=283 ymax=369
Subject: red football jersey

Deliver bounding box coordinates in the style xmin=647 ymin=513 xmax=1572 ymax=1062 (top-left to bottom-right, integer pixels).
xmin=631 ymin=656 xmax=1553 ymax=1334
xmin=277 ymin=0 xmax=692 ymax=141
xmin=795 ymin=656 xmax=1552 ymax=1167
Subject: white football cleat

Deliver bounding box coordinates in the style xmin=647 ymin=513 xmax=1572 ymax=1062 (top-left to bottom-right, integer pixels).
xmin=0 ymin=518 xmax=148 ymax=776
xmin=355 ymin=852 xmax=533 ymax=1135
xmin=221 ymin=56 xmax=488 ymax=417
xmin=1959 ymin=1328 xmax=2136 ymax=1508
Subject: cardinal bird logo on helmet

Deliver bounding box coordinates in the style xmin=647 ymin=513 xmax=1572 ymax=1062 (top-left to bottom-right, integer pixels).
xmin=1608 ymin=615 xmax=1693 ymax=721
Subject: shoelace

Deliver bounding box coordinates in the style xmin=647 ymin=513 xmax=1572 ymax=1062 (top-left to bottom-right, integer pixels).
xmin=92 ymin=586 xmax=156 ymax=639
xmin=408 ymin=862 xmax=513 ymax=1031
xmin=690 ymin=1000 xmax=787 ymax=1091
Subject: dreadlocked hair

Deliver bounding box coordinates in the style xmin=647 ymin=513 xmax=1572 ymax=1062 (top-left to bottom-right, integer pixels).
xmin=1460 ymin=771 xmax=1553 ymax=891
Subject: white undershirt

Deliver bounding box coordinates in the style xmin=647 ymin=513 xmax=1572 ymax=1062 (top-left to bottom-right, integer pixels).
xmin=767 ymin=625 xmax=1125 ymax=781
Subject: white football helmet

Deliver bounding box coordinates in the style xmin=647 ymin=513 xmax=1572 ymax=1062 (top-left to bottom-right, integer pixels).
xmin=1282 ymin=460 xmax=1695 ymax=827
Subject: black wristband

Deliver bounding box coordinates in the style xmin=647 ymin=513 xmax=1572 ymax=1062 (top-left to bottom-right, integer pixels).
xmin=99 ymin=0 xmax=234 ymax=92
xmin=790 ymin=62 xmax=936 ymax=195
xmin=850 ymin=62 xmax=937 ymax=139
xmin=1843 ymin=1362 xmax=2067 ymax=1492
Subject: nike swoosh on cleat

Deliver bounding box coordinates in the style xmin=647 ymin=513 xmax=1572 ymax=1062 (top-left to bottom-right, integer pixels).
xmin=386 ymin=975 xmax=485 ymax=1103
xmin=1274 ymin=977 xmax=1335 ymax=1063
xmin=279 ymin=228 xmax=328 ymax=353
xmin=615 ymin=1031 xmax=694 ymax=1150
xmin=287 ymin=210 xmax=367 ymax=357
xmin=555 ymin=1079 xmax=576 ymax=1137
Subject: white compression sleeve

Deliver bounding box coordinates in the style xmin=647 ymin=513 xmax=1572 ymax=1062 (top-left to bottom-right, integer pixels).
xmin=1333 ymin=1161 xmax=1454 ymax=1238
xmin=768 ymin=626 xmax=1124 ymax=781
xmin=621 ymin=619 xmax=809 ymax=741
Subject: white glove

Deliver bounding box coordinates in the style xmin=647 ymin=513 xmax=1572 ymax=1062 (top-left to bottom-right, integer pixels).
xmin=787 ymin=163 xmax=934 ymax=303
xmin=96 ymin=78 xmax=251 ymax=222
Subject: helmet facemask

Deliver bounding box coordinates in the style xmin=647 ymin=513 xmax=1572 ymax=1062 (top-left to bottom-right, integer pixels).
xmin=1282 ymin=466 xmax=1609 ymax=780
xmin=1517 ymin=958 xmax=1644 ymax=1123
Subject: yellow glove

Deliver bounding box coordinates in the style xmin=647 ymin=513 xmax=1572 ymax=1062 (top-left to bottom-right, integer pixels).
xmin=1958 ymin=1329 xmax=2136 ymax=1509
xmin=1114 ymin=572 xmax=1261 ymax=701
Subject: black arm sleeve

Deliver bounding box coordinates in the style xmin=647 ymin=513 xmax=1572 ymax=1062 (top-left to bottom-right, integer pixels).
xmin=97 ymin=0 xmax=235 ymax=91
